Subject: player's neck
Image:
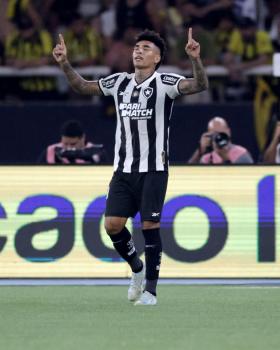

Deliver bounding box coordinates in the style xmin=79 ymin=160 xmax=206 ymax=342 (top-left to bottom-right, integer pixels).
xmin=134 ymin=67 xmax=155 ymax=84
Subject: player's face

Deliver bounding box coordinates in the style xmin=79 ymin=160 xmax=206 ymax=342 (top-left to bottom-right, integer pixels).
xmin=133 ymin=40 xmax=161 ymax=69
xmin=61 ymin=136 xmax=85 ymax=150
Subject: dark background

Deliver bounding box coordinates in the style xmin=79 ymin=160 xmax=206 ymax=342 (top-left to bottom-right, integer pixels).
xmin=0 ymin=102 xmax=258 ymax=164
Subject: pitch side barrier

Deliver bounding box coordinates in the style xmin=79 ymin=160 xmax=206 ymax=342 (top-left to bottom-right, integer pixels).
xmin=0 ymin=166 xmax=278 ymax=278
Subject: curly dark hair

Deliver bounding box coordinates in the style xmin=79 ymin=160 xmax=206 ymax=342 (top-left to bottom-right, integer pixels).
xmin=135 ymin=30 xmax=166 ymax=69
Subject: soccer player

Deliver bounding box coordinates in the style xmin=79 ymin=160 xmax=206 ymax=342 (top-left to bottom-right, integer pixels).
xmin=53 ymin=28 xmax=208 ymax=305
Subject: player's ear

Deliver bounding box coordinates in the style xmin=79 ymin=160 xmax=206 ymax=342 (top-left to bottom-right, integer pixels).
xmin=154 ymin=54 xmax=161 ymax=65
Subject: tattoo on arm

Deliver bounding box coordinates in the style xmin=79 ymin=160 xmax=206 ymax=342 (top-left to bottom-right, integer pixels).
xmin=61 ymin=61 xmax=102 ymax=95
xmin=179 ymin=57 xmax=209 ymax=95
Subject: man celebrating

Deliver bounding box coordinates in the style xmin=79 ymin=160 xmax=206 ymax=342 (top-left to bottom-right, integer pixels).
xmin=53 ymin=28 xmax=208 ymax=305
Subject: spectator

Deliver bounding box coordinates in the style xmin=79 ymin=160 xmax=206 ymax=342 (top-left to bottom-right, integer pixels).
xmin=5 ymin=14 xmax=56 ymax=100
xmin=271 ymin=15 xmax=280 ymax=51
xmin=263 ymin=120 xmax=280 ymax=163
xmin=99 ymin=0 xmax=117 ymax=45
xmin=115 ymin=0 xmax=153 ymax=38
xmin=263 ymin=0 xmax=280 ymax=34
xmin=171 ymin=20 xmax=218 ymax=69
xmin=224 ymin=17 xmax=273 ymax=73
xmin=0 ymin=0 xmax=15 ymax=43
xmin=214 ymin=13 xmax=236 ymax=63
xmin=233 ymin=0 xmax=257 ymax=21
xmin=223 ymin=17 xmax=273 ymax=100
xmin=79 ymin=0 xmax=102 ymax=17
xmin=46 ymin=0 xmax=80 ymax=27
xmin=188 ymin=116 xmax=254 ymax=164
xmin=63 ymin=13 xmax=103 ymax=67
xmin=180 ymin=0 xmax=234 ymax=30
xmin=38 ymin=120 xmax=106 ymax=164
xmin=7 ymin=0 xmax=42 ymax=28
xmin=145 ymin=0 xmax=168 ymax=39
xmin=105 ymin=26 xmax=139 ymax=73
xmin=164 ymin=1 xmax=183 ymax=50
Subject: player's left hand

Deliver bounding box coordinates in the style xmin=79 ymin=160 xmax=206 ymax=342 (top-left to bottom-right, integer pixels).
xmin=185 ymin=28 xmax=200 ymax=59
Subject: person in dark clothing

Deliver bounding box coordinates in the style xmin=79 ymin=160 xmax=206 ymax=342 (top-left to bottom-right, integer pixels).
xmin=38 ymin=120 xmax=106 ymax=164
xmin=5 ymin=14 xmax=56 ymax=100
xmin=115 ymin=0 xmax=153 ymax=38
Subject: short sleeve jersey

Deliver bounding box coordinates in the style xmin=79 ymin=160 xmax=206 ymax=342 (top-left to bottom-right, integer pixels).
xmin=98 ymin=71 xmax=185 ymax=173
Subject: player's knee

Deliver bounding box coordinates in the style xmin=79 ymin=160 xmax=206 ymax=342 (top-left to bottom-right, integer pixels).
xmin=142 ymin=221 xmax=160 ymax=230
xmin=104 ymin=217 xmax=125 ymax=235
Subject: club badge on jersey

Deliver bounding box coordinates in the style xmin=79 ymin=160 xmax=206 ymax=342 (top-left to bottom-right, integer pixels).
xmin=142 ymin=87 xmax=153 ymax=99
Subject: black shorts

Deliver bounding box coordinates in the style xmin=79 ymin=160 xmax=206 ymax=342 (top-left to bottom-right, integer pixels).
xmin=105 ymin=171 xmax=169 ymax=222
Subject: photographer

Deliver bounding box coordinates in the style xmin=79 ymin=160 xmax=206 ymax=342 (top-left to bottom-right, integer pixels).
xmin=188 ymin=117 xmax=253 ymax=164
xmin=38 ymin=120 xmax=106 ymax=164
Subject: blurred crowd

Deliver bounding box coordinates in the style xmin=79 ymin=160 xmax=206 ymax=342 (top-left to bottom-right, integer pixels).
xmin=0 ymin=0 xmax=279 ymax=101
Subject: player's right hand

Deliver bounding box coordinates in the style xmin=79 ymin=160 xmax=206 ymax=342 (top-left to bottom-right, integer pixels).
xmin=53 ymin=34 xmax=67 ymax=64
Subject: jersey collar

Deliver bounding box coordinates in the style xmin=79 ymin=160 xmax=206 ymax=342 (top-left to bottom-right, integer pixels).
xmin=133 ymin=71 xmax=157 ymax=87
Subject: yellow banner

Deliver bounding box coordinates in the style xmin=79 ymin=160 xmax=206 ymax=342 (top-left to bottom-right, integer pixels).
xmin=0 ymin=166 xmax=279 ymax=277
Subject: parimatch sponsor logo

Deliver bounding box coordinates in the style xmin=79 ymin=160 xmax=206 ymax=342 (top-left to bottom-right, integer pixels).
xmin=119 ymin=103 xmax=153 ymax=119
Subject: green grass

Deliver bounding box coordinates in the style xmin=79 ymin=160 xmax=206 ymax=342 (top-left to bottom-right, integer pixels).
xmin=0 ymin=285 xmax=279 ymax=350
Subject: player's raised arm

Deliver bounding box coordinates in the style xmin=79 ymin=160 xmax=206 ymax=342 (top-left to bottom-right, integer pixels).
xmin=53 ymin=34 xmax=102 ymax=95
xmin=178 ymin=28 xmax=209 ymax=95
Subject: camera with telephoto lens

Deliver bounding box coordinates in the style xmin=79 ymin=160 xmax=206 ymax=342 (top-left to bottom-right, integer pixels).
xmin=213 ymin=132 xmax=230 ymax=149
xmin=206 ymin=132 xmax=230 ymax=152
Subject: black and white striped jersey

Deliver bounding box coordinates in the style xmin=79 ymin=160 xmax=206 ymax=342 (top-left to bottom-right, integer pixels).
xmin=98 ymin=71 xmax=185 ymax=173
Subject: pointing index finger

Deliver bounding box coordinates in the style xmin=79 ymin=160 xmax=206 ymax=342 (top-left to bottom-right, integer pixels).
xmin=59 ymin=33 xmax=65 ymax=46
xmin=188 ymin=27 xmax=192 ymax=42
